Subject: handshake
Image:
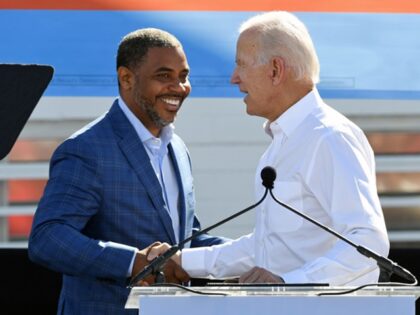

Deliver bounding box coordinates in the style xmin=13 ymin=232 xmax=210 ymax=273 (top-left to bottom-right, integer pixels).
xmin=130 ymin=242 xmax=185 ymax=286
xmin=130 ymin=242 xmax=285 ymax=286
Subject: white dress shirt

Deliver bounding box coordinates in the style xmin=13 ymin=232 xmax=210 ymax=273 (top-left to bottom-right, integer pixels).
xmin=182 ymin=88 xmax=389 ymax=286
xmin=118 ymin=98 xmax=180 ymax=241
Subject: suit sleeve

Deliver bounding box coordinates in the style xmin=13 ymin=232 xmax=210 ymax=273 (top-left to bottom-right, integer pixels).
xmin=28 ymin=139 xmax=134 ymax=286
xmin=190 ymin=215 xmax=230 ymax=247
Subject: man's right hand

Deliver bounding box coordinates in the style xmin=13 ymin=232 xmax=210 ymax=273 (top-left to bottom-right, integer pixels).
xmin=130 ymin=242 xmax=189 ymax=286
xmin=147 ymin=242 xmax=182 ymax=266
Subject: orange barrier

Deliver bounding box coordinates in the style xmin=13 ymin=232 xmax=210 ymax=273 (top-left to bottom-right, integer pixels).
xmin=8 ymin=180 xmax=46 ymax=239
xmin=1 ymin=0 xmax=420 ymax=13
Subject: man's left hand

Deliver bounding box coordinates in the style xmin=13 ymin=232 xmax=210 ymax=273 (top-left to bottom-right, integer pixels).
xmin=239 ymin=267 xmax=285 ymax=284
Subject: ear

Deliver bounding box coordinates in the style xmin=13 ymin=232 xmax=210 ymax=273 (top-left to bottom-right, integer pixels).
xmin=270 ymin=57 xmax=286 ymax=86
xmin=117 ymin=66 xmax=135 ymax=91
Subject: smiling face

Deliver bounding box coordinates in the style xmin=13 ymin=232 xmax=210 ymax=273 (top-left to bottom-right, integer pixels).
xmin=118 ymin=46 xmax=191 ymax=136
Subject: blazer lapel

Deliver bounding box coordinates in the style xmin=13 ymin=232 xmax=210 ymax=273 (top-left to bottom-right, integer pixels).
xmin=168 ymin=138 xmax=196 ymax=248
xmin=108 ymin=101 xmax=176 ymax=244
xmin=168 ymin=143 xmax=186 ymax=244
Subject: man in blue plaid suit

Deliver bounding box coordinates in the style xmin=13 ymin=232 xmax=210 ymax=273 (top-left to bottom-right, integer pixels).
xmin=28 ymin=28 xmax=226 ymax=314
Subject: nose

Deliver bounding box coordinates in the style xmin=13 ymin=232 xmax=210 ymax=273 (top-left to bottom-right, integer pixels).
xmin=230 ymin=68 xmax=240 ymax=84
xmin=170 ymin=79 xmax=191 ymax=95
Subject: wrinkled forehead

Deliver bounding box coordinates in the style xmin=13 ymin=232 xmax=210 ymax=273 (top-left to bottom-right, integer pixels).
xmin=236 ymin=30 xmax=260 ymax=63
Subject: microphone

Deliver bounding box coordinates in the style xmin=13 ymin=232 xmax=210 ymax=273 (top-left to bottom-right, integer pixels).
xmin=128 ymin=167 xmax=273 ymax=288
xmin=261 ymin=166 xmax=276 ymax=189
xmin=265 ymin=167 xmax=416 ymax=283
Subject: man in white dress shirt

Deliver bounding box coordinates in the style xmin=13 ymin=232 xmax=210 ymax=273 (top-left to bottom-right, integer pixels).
xmin=149 ymin=11 xmax=389 ymax=286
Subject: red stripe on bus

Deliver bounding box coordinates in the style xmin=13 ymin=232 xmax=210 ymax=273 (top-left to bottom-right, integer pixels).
xmin=1 ymin=0 xmax=420 ymax=13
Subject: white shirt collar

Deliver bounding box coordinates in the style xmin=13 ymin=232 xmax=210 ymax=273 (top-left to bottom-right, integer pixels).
xmin=117 ymin=97 xmax=174 ymax=147
xmin=264 ymin=88 xmax=323 ymax=139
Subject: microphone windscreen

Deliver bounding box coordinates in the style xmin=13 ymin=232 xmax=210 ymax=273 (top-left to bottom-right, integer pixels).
xmin=261 ymin=166 xmax=276 ymax=189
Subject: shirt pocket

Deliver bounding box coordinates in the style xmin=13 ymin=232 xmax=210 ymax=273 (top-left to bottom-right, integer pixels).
xmin=265 ymin=181 xmax=304 ymax=233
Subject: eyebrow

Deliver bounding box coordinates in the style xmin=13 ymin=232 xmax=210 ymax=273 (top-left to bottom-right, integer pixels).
xmin=154 ymin=67 xmax=190 ymax=74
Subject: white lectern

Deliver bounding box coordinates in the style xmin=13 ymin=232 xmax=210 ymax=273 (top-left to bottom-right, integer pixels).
xmin=126 ymin=285 xmax=420 ymax=315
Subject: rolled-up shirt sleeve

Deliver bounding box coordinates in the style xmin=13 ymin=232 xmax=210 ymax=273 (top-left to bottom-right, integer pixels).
xmin=181 ymin=233 xmax=256 ymax=279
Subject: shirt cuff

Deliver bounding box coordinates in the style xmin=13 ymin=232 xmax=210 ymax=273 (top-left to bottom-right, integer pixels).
xmin=181 ymin=247 xmax=208 ymax=278
xmin=98 ymin=241 xmax=138 ymax=277
xmin=281 ymin=268 xmax=309 ymax=284
xmin=127 ymin=249 xmax=139 ymax=277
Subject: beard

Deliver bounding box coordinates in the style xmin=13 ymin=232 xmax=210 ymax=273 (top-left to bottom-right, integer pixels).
xmin=134 ymin=93 xmax=171 ymax=129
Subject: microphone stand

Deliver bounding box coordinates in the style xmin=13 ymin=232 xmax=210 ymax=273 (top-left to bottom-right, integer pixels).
xmin=266 ymin=178 xmax=417 ymax=284
xmin=128 ymin=188 xmax=269 ymax=288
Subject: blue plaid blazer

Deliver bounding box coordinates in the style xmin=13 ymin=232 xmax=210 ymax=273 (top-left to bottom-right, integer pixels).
xmin=28 ymin=100 xmax=225 ymax=314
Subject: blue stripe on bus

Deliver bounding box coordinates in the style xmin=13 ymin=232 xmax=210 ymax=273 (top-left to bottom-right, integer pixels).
xmin=1 ymin=10 xmax=419 ymax=99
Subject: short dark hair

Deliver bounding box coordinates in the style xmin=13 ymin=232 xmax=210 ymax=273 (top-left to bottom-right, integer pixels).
xmin=116 ymin=28 xmax=181 ymax=70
